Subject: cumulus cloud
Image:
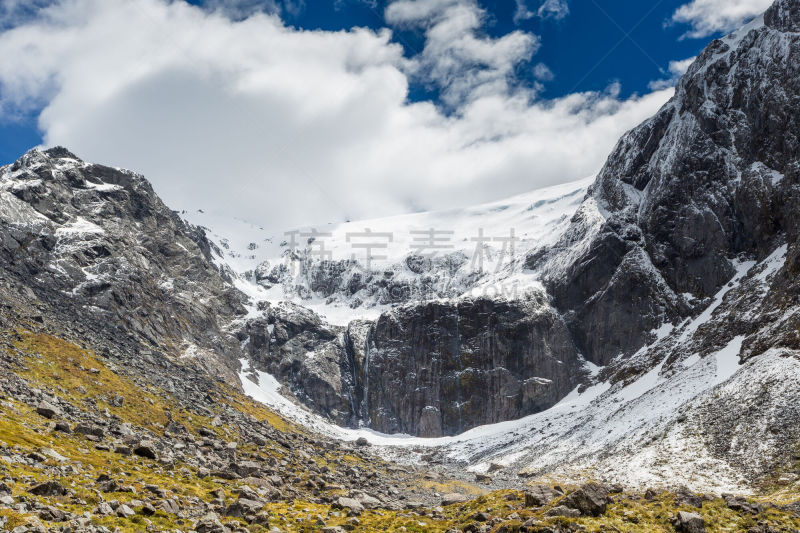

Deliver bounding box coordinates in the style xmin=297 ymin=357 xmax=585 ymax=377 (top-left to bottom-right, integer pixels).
xmin=513 ymin=0 xmax=569 ymax=24
xmin=0 ymin=0 xmax=672 ymax=230
xmin=533 ymin=63 xmax=554 ymax=82
xmin=386 ymin=0 xmax=539 ymax=107
xmin=202 ymin=0 xmax=279 ymax=19
xmin=536 ymin=0 xmax=569 ymax=21
xmin=648 ymin=56 xmax=696 ymax=90
xmin=671 ymin=0 xmax=773 ymax=38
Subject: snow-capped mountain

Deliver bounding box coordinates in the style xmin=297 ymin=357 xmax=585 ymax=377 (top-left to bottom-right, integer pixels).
xmin=209 ymin=0 xmax=800 ymax=488
xmin=1 ymin=0 xmax=799 ymax=498
xmin=185 ymin=177 xmax=592 ymax=326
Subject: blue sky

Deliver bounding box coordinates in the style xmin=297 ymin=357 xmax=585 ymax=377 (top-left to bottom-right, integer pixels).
xmin=186 ymin=0 xmax=707 ymax=98
xmin=0 ymin=0 xmax=738 ymax=164
xmin=0 ymin=0 xmax=773 ymax=227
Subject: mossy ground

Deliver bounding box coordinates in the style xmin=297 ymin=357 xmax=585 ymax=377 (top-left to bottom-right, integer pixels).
xmin=2 ymin=331 xmax=799 ymax=532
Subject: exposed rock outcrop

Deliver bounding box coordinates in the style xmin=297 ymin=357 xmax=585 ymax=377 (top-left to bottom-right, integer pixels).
xmin=537 ymin=0 xmax=800 ymax=365
xmin=0 ymin=148 xmax=247 ymax=381
xmin=358 ymin=296 xmax=582 ymax=436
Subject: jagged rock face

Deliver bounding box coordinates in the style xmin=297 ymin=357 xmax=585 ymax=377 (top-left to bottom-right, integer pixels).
xmin=242 ymin=302 xmax=358 ymax=426
xmin=0 ymin=148 xmax=246 ymax=379
xmin=542 ymin=1 xmax=800 ymax=365
xmin=357 ymin=296 xmax=582 ymax=437
xmin=241 ymin=296 xmax=583 ymax=437
xmin=255 ymin=252 xmax=478 ymax=309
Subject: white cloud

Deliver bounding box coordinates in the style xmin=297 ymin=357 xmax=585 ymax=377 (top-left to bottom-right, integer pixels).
xmin=671 ymin=0 xmax=773 ymax=38
xmin=537 ymin=0 xmax=569 ymax=20
xmin=533 ymin=62 xmax=554 ymax=82
xmin=386 ymin=0 xmax=539 ymax=107
xmin=513 ymin=0 xmax=569 ymax=24
xmin=202 ymin=0 xmax=280 ymax=19
xmin=648 ymin=56 xmax=696 ymax=90
xmin=0 ymin=0 xmax=672 ymax=231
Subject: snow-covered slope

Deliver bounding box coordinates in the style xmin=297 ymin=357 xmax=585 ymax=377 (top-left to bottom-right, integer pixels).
xmin=186 ymin=177 xmax=591 ymax=324
xmin=237 ymin=242 xmax=800 ymax=493
xmin=229 ymin=0 xmax=800 ymax=490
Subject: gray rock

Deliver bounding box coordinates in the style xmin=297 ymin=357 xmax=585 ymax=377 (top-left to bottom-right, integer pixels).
xmin=333 ymin=497 xmax=364 ymax=514
xmin=672 ymin=511 xmax=706 ymax=533
xmin=722 ymin=493 xmax=763 ymax=514
xmin=545 ymin=505 xmax=581 ymax=518
xmin=560 ymin=482 xmax=611 ymax=516
xmin=133 ymin=441 xmax=157 ymax=460
xmin=194 ymin=512 xmax=228 ymax=533
xmin=441 ymin=493 xmax=470 ymax=506
xmin=355 ymin=493 xmax=382 ymax=509
xmin=355 ymin=297 xmax=582 ymax=436
xmin=36 ymin=401 xmax=60 ymax=419
xmin=53 ymin=421 xmax=71 ymax=433
xmin=95 ymin=502 xmax=113 ymax=515
xmin=74 ymin=424 xmax=104 ymax=438
xmin=159 ymin=499 xmax=180 ymax=514
xmin=525 ymin=485 xmax=562 ymax=507
xmin=38 ymin=506 xmax=66 ymax=522
xmin=116 ymin=504 xmax=135 ymax=518
xmin=29 ymin=480 xmax=67 ymax=497
xmin=224 ymin=498 xmax=264 ymax=517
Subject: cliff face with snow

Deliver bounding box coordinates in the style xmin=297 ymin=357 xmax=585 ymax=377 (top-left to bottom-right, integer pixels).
xmin=228 ymin=0 xmax=800 ymax=441
xmin=542 ymin=0 xmax=800 ymax=366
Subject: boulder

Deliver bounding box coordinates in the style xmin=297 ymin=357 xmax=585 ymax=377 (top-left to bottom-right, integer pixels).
xmin=133 ymin=441 xmax=158 ymax=460
xmin=38 ymin=506 xmax=66 ymax=521
xmin=224 ymin=498 xmax=264 ymax=517
xmin=355 ymin=493 xmax=382 ymax=509
xmin=194 ymin=512 xmax=228 ymax=533
xmin=74 ymin=423 xmax=104 ymax=438
xmin=140 ymin=502 xmax=156 ymax=516
xmin=560 ymin=482 xmax=611 ymax=516
xmin=722 ymin=493 xmax=763 ymax=514
xmin=233 ymin=460 xmax=261 ymax=476
xmin=159 ymin=499 xmax=180 ymax=514
xmin=36 ymin=401 xmax=60 ymax=419
xmin=29 ymin=481 xmax=67 ymax=497
xmin=674 ymin=487 xmax=704 ymax=508
xmin=441 ymin=493 xmax=470 ymax=506
xmin=53 ymin=421 xmax=72 ymax=433
xmin=545 ymin=505 xmax=581 ymax=518
xmin=672 ymin=511 xmax=706 ymax=533
xmin=116 ymin=504 xmax=135 ymax=518
xmin=333 ymin=497 xmax=364 ymax=514
xmin=525 ymin=485 xmax=562 ymax=507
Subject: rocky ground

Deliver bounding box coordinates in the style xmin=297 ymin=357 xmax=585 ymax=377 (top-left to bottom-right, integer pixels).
xmin=0 ymin=302 xmax=799 ymax=532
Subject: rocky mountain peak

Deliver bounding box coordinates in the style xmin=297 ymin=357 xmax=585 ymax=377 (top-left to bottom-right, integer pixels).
xmin=541 ymin=2 xmax=800 ymax=365
xmin=0 ymin=147 xmax=248 ymax=383
xmin=765 ymin=0 xmax=800 ymax=31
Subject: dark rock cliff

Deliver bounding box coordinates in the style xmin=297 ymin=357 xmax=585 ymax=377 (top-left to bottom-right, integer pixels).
xmin=356 ymin=297 xmax=582 ymax=437
xmin=539 ymin=0 xmax=800 ymax=366
xmin=0 ymin=148 xmax=247 ymax=381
